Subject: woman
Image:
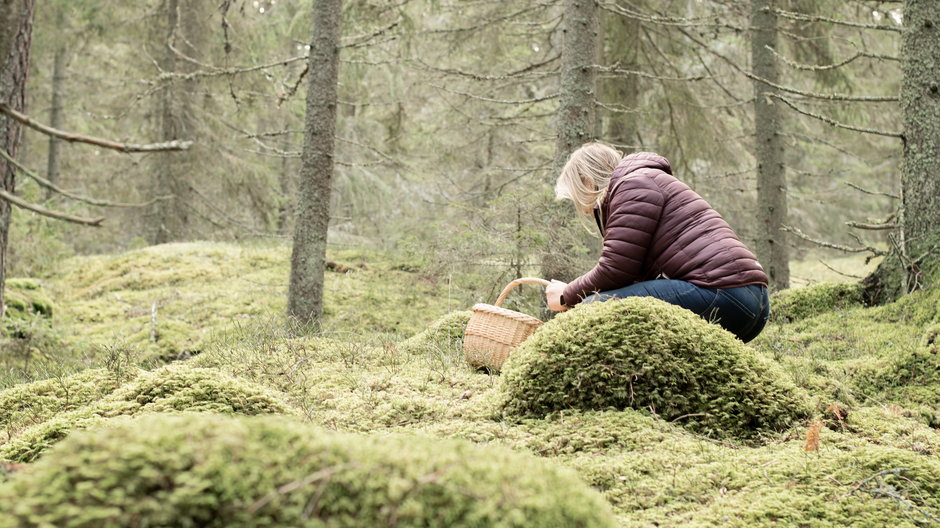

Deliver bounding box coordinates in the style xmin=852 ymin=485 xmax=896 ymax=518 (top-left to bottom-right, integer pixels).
xmin=546 ymin=143 xmax=770 ymax=343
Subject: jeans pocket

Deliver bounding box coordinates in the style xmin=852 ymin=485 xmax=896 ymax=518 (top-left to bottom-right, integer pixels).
xmin=717 ymin=288 xmax=757 ymax=320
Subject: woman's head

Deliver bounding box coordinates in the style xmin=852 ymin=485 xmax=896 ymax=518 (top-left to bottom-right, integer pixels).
xmin=555 ymin=142 xmax=623 ymax=216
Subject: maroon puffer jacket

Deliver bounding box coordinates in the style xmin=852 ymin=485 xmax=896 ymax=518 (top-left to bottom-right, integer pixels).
xmin=563 ymin=152 xmax=768 ymax=305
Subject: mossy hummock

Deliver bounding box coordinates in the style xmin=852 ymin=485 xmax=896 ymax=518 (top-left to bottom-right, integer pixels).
xmin=396 ymin=309 xmax=471 ymax=355
xmin=0 ymin=413 xmax=617 ymax=528
xmin=0 ymin=365 xmax=296 ymax=463
xmin=499 ymin=297 xmax=812 ymax=439
xmin=0 ymin=368 xmax=140 ymax=443
xmin=770 ymin=282 xmax=864 ymax=323
xmin=3 ymin=278 xmax=55 ymax=319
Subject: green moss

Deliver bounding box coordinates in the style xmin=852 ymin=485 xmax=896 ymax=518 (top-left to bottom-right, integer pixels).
xmin=193 ymin=334 xmax=502 ymax=435
xmin=48 ymin=242 xmax=474 ymax=363
xmin=498 ymin=297 xmax=813 ymax=440
xmin=3 ymin=278 xmax=54 ymax=319
xmin=843 ymin=406 xmax=939 ymax=456
xmin=0 ymin=365 xmax=296 ymax=463
xmin=586 ymin=439 xmax=940 ymax=527
xmin=396 ymin=310 xmax=471 ymax=355
xmin=7 ymin=243 xmax=940 ymax=526
xmin=0 ymin=368 xmax=140 ymax=443
xmin=0 ymin=413 xmax=617 ymax=528
xmin=770 ymin=282 xmax=863 ymax=323
xmin=869 ymin=286 xmax=940 ymax=327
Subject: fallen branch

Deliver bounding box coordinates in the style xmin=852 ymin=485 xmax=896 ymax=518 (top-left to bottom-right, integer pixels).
xmin=0 ymin=104 xmax=193 ymax=152
xmin=0 ymin=188 xmax=103 ymax=226
xmin=670 ymin=413 xmax=709 ymax=422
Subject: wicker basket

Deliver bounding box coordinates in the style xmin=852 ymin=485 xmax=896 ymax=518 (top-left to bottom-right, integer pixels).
xmin=464 ymin=278 xmax=550 ymax=370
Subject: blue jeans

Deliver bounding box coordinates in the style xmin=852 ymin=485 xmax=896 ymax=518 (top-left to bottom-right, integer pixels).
xmin=583 ymin=280 xmax=770 ymax=342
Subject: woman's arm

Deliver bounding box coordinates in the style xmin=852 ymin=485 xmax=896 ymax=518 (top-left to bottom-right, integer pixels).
xmin=563 ymin=175 xmax=664 ymax=305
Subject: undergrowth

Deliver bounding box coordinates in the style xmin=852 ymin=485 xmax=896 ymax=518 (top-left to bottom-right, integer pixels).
xmin=1 ymin=244 xmax=939 ymax=526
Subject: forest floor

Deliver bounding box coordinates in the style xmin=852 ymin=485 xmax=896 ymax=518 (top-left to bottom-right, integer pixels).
xmin=1 ymin=242 xmax=938 ymax=527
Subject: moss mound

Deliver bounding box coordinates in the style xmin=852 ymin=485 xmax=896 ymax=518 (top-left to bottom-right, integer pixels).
xmin=0 ymin=368 xmax=140 ymax=442
xmin=770 ymin=282 xmax=863 ymax=323
xmin=396 ymin=310 xmax=471 ymax=355
xmin=3 ymin=278 xmax=54 ymax=319
xmin=2 ymin=279 xmax=58 ymax=348
xmin=0 ymin=365 xmax=295 ymax=463
xmin=0 ymin=413 xmax=617 ymax=528
xmin=499 ymin=297 xmax=812 ymax=439
xmin=870 ymin=285 xmax=940 ymax=327
xmin=847 ymin=326 xmax=940 ymax=427
xmin=46 ymin=243 xmax=474 ymax=363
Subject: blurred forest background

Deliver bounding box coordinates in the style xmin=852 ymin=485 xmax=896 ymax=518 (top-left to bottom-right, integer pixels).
xmin=7 ymin=0 xmax=902 ymax=296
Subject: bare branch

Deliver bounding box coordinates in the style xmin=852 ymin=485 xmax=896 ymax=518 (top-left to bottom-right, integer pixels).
xmin=0 ymin=188 xmax=104 ymax=226
xmin=0 ymin=148 xmax=170 ymax=208
xmin=600 ymin=2 xmax=743 ymax=30
xmin=844 ymin=181 xmax=900 ymax=199
xmin=846 ymin=221 xmax=898 ymax=230
xmin=782 ymin=224 xmax=886 ymax=255
xmin=768 ymin=94 xmax=903 ymax=138
xmin=431 ymin=85 xmax=558 ymax=105
xmin=676 ymin=29 xmax=899 ymax=102
xmin=409 ymin=56 xmax=557 ymax=81
xmin=340 ymin=18 xmax=401 ymax=49
xmin=773 ymin=8 xmax=902 ymax=33
xmin=817 ymin=259 xmax=866 ymax=279
xmin=421 ymin=5 xmax=548 ymax=34
xmin=595 ymin=65 xmax=709 ymax=82
xmin=0 ymin=104 xmax=193 ymax=152
xmin=768 ymin=47 xmax=899 ymax=72
xmin=154 ymin=55 xmax=308 ymax=83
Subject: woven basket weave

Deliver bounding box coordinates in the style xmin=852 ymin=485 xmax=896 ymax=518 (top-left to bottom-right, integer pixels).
xmin=464 ymin=278 xmax=549 ymax=370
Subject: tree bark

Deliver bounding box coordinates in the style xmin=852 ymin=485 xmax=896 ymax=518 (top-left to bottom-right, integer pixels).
xmin=149 ymin=0 xmax=202 ymax=244
xmin=287 ymin=0 xmax=342 ymax=326
xmin=751 ymin=0 xmax=790 ymax=292
xmin=553 ymin=0 xmax=598 ymax=174
xmin=542 ymin=0 xmax=597 ymax=284
xmin=900 ymin=1 xmax=940 ymax=272
xmin=0 ymin=0 xmax=35 ymax=318
xmin=866 ymin=0 xmax=940 ymax=303
xmin=44 ymin=4 xmax=65 ymax=200
xmin=601 ymin=8 xmax=638 ymax=148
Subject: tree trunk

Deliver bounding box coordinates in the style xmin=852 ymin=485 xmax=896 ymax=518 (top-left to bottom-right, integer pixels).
xmin=601 ymin=8 xmax=639 ymax=148
xmin=866 ymin=0 xmax=940 ymax=302
xmin=0 ymin=0 xmax=35 ymax=318
xmin=149 ymin=0 xmax=201 ymax=245
xmin=899 ymin=1 xmax=940 ymax=281
xmin=542 ymin=0 xmax=597 ymax=284
xmin=287 ymin=0 xmax=342 ymax=326
xmin=751 ymin=0 xmax=790 ymax=292
xmin=45 ymin=40 xmax=65 ymax=200
xmin=553 ymin=0 xmax=598 ymax=174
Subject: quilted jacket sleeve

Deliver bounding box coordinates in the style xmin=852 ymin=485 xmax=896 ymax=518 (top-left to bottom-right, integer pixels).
xmin=563 ymin=173 xmax=664 ymax=304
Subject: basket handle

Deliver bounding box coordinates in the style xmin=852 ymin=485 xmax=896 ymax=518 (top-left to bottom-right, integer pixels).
xmin=494 ymin=277 xmax=551 ymax=307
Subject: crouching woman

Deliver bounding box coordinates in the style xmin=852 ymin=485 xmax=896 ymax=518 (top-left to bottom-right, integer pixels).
xmin=546 ymin=143 xmax=770 ymax=343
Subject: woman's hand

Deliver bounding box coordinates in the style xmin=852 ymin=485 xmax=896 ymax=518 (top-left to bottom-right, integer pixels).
xmin=546 ymin=280 xmax=568 ymax=312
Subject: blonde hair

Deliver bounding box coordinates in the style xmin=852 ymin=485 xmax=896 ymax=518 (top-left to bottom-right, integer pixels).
xmin=554 ymin=142 xmax=623 ymax=217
